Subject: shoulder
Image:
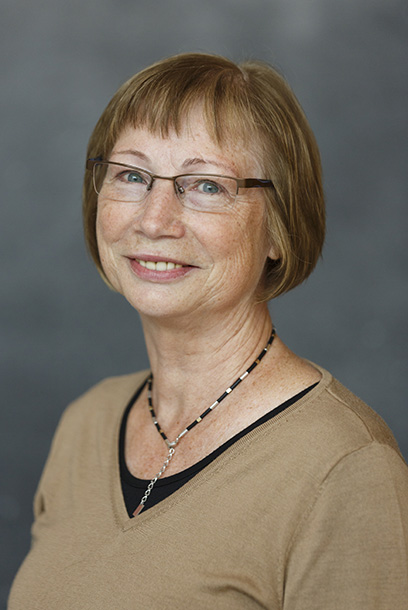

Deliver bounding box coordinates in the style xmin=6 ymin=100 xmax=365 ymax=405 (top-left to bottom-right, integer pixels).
xmin=64 ymin=370 xmax=148 ymax=417
xmin=31 ymin=370 xmax=149 ymax=517
xmin=252 ymin=364 xmax=407 ymax=504
xmin=50 ymin=370 xmax=149 ymax=450
xmin=290 ymin=363 xmax=404 ymax=458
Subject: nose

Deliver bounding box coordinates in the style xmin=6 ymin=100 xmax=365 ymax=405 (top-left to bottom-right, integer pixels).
xmin=136 ymin=179 xmax=185 ymax=240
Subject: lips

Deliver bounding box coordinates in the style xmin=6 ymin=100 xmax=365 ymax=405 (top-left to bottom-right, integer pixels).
xmin=127 ymin=255 xmax=196 ymax=281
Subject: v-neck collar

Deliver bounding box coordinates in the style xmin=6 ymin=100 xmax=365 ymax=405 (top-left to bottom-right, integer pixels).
xmin=109 ymin=364 xmax=332 ymax=531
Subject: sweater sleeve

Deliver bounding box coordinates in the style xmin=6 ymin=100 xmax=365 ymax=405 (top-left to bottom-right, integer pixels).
xmin=283 ymin=442 xmax=408 ymax=610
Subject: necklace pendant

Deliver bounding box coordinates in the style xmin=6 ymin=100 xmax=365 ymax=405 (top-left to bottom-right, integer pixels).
xmin=133 ymin=503 xmax=144 ymax=517
xmin=165 ymin=439 xmax=177 ymax=449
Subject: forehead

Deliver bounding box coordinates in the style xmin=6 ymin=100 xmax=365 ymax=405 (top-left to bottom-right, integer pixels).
xmin=111 ymin=110 xmax=263 ymax=176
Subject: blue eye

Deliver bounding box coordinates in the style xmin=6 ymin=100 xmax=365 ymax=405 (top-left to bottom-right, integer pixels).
xmin=197 ymin=181 xmax=221 ymax=194
xmin=125 ymin=171 xmax=145 ymax=184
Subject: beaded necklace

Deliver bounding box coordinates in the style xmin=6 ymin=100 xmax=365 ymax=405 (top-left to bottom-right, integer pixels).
xmin=133 ymin=327 xmax=276 ymax=516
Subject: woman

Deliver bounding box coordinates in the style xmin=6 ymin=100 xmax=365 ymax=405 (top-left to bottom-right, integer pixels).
xmin=9 ymin=53 xmax=408 ymax=609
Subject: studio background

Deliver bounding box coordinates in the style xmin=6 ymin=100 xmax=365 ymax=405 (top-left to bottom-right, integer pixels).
xmin=1 ymin=0 xmax=407 ymax=604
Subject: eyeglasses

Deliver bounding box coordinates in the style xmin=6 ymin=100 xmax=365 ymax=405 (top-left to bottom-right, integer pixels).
xmin=86 ymin=159 xmax=274 ymax=213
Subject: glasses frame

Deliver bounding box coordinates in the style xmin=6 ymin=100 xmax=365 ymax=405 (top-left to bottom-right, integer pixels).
xmin=86 ymin=158 xmax=274 ymax=204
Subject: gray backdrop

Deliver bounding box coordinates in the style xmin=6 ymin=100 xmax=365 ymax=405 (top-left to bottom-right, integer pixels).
xmin=1 ymin=0 xmax=407 ymax=604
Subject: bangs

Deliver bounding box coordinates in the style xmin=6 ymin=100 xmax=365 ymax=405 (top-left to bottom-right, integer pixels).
xmin=101 ymin=55 xmax=259 ymax=154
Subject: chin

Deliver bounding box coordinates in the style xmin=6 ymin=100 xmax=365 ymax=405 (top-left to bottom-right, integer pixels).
xmin=121 ymin=288 xmax=196 ymax=321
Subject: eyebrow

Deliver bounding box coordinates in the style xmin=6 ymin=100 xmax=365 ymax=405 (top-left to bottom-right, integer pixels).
xmin=111 ymin=149 xmax=150 ymax=163
xmin=181 ymin=157 xmax=236 ymax=175
xmin=111 ymin=149 xmax=237 ymax=175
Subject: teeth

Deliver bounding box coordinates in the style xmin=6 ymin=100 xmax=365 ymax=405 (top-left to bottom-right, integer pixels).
xmin=156 ymin=261 xmax=170 ymax=271
xmin=137 ymin=259 xmax=183 ymax=271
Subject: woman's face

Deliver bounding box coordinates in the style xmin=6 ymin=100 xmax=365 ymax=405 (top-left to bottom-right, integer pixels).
xmin=96 ymin=113 xmax=277 ymax=324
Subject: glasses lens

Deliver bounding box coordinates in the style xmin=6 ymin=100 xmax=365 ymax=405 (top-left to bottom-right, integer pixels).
xmin=177 ymin=175 xmax=238 ymax=211
xmin=94 ymin=163 xmax=150 ymax=202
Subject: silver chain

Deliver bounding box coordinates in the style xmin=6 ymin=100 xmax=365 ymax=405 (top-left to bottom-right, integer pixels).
xmin=134 ymin=446 xmax=176 ymax=515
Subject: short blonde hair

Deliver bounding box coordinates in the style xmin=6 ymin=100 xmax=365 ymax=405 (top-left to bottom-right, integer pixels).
xmin=83 ymin=52 xmax=325 ymax=300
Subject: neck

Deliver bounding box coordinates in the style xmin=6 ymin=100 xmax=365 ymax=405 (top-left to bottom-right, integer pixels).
xmin=139 ymin=302 xmax=273 ymax=431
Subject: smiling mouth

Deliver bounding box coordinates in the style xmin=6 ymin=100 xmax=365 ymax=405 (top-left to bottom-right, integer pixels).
xmin=136 ymin=259 xmax=184 ymax=271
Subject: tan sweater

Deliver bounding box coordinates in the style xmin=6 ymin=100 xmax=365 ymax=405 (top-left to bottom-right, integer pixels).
xmin=9 ymin=366 xmax=408 ymax=609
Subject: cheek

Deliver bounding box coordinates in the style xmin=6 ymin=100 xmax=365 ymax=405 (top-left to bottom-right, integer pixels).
xmin=96 ymin=204 xmax=126 ymax=249
xmin=95 ymin=205 xmax=130 ymax=286
xmin=231 ymin=207 xmax=270 ymax=259
xmin=203 ymin=209 xmax=270 ymax=273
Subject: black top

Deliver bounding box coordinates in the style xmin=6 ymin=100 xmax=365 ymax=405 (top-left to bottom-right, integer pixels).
xmin=119 ymin=379 xmax=318 ymax=516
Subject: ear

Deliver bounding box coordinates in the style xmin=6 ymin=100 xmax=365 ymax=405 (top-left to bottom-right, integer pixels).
xmin=267 ymin=242 xmax=280 ymax=261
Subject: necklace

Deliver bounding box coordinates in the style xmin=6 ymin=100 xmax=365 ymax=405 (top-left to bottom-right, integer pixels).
xmin=133 ymin=327 xmax=276 ymax=517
